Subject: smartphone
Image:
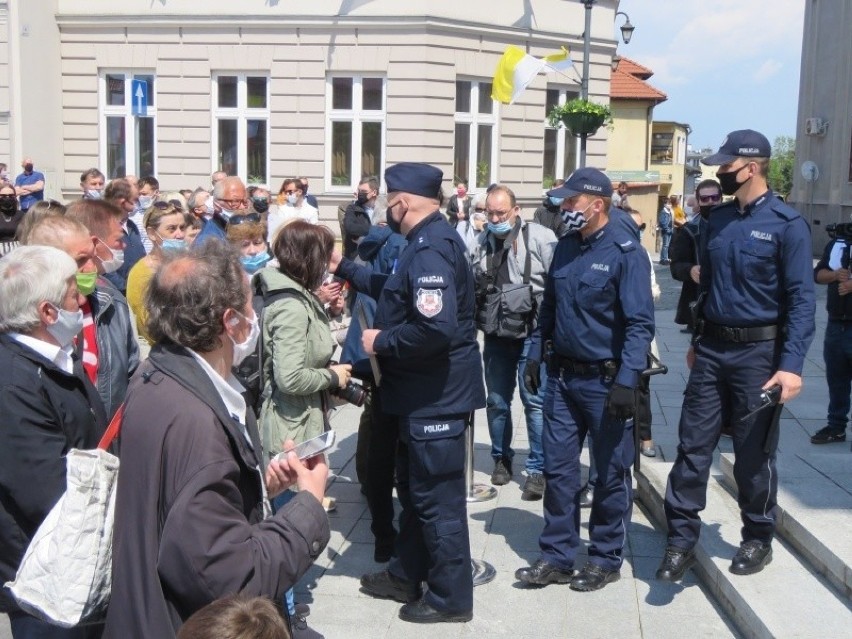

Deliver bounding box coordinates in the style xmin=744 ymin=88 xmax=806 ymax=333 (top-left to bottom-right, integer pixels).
xmin=274 ymin=430 xmax=335 ymax=462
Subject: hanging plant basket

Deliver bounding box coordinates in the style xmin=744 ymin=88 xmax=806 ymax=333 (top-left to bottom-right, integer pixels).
xmin=547 ymin=98 xmax=613 ymax=137
xmin=560 ymin=111 xmax=607 ymax=137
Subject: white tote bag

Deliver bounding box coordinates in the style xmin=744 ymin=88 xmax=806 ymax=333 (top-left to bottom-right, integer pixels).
xmin=5 ymin=406 xmax=122 ymax=627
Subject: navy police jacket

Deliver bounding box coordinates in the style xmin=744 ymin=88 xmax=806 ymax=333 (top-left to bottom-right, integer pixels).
xmin=528 ymin=217 xmax=655 ymax=388
xmin=338 ymin=212 xmax=486 ymax=417
xmin=699 ymin=190 xmax=815 ymax=374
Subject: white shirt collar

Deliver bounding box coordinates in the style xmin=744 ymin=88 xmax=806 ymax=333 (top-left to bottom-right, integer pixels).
xmin=187 ymin=348 xmax=252 ymax=446
xmin=7 ymin=333 xmax=75 ymax=375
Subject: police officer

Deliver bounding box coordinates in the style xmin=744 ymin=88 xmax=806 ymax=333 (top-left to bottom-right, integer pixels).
xmin=515 ymin=167 xmax=654 ymax=592
xmin=330 ymin=162 xmax=485 ymax=623
xmin=810 ymin=228 xmax=852 ymax=445
xmin=657 ymin=130 xmax=815 ymax=582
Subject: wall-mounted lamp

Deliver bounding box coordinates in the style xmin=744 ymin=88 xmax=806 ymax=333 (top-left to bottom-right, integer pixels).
xmin=616 ymin=11 xmax=635 ymax=44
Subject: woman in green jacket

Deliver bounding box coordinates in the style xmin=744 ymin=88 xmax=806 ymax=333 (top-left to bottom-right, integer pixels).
xmin=256 ymin=220 xmax=351 ymax=460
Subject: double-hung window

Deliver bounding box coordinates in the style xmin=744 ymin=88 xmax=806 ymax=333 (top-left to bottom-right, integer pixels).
xmin=454 ymin=80 xmax=498 ymax=189
xmin=543 ymin=87 xmax=578 ymax=187
xmin=99 ymin=72 xmax=156 ymax=179
xmin=212 ymin=74 xmax=270 ymax=186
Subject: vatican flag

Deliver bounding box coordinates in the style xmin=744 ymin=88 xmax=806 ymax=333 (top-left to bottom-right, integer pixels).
xmin=491 ymin=46 xmax=573 ymax=104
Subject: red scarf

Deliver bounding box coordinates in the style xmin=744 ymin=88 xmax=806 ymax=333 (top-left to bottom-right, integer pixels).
xmin=79 ymin=299 xmax=99 ymax=385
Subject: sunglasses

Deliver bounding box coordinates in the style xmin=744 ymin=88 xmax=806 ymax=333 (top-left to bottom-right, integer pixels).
xmin=228 ymin=213 xmax=261 ymax=226
xmin=698 ymin=194 xmax=722 ymax=204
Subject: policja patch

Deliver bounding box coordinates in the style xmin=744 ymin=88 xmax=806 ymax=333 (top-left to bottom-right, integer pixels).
xmin=416 ymin=288 xmax=443 ymax=317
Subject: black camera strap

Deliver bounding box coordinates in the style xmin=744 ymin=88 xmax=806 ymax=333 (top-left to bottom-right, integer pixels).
xmin=484 ymin=220 xmax=531 ymax=285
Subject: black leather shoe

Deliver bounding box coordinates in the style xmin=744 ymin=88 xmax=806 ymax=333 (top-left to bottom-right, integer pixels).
xmin=579 ymin=485 xmax=593 ymax=508
xmin=730 ymin=540 xmax=772 ymax=575
xmin=514 ymin=559 xmax=575 ymax=586
xmin=569 ymin=563 xmax=620 ymax=592
xmin=360 ymin=570 xmax=421 ymax=603
xmin=521 ymin=473 xmax=545 ymax=501
xmin=655 ymin=545 xmax=695 ymax=581
xmin=491 ymin=458 xmax=512 ymax=486
xmin=810 ymin=426 xmax=846 ymax=444
xmin=399 ymin=599 xmax=472 ymax=624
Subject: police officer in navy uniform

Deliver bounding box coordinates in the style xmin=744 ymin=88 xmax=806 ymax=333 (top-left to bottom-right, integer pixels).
xmin=330 ymin=162 xmax=485 ymax=623
xmin=514 ymin=167 xmax=654 ymax=592
xmin=657 ymin=130 xmax=815 ymax=582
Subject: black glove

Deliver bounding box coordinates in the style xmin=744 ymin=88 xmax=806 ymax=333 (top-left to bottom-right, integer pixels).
xmin=606 ymin=384 xmax=636 ymax=420
xmin=523 ymin=359 xmax=541 ymax=395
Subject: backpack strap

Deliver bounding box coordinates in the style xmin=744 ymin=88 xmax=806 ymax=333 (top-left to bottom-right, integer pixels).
xmin=521 ymin=223 xmax=532 ymax=285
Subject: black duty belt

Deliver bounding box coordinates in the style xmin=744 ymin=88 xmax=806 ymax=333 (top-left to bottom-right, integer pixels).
xmin=699 ymin=321 xmax=778 ymax=343
xmin=551 ymin=354 xmax=620 ymax=377
xmin=828 ymin=316 xmax=852 ymax=323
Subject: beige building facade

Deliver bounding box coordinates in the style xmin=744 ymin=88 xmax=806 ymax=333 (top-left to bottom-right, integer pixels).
xmin=2 ymin=0 xmax=626 ymax=216
xmin=790 ymin=0 xmax=852 ymax=254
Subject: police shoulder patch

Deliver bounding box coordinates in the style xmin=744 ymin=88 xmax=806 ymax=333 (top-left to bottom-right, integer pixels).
xmin=615 ymin=239 xmax=636 ymax=253
xmin=416 ymin=288 xmax=443 ymax=317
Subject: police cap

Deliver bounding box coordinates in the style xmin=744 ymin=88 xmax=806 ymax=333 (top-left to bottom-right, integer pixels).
xmin=547 ymin=167 xmax=613 ymax=199
xmin=701 ymin=129 xmax=771 ymax=165
xmin=385 ymin=162 xmax=443 ymax=199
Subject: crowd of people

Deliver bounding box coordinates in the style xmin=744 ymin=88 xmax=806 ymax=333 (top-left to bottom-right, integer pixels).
xmin=0 ymin=127 xmax=841 ymax=638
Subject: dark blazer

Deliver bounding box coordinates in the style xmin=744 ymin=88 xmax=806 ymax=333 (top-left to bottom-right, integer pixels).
xmin=0 ymin=335 xmax=107 ymax=613
xmin=342 ymin=200 xmax=372 ymax=259
xmin=670 ymin=219 xmax=702 ymax=326
xmin=104 ymin=343 xmax=329 ymax=639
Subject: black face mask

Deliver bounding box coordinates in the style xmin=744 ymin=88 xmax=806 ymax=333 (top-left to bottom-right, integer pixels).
xmin=385 ymin=201 xmax=402 ymax=234
xmin=24 ymin=164 xmax=33 ymax=173
xmin=356 ymin=191 xmax=370 ymax=205
xmin=0 ymin=197 xmax=17 ymax=214
xmin=251 ymin=197 xmax=269 ymax=214
xmin=699 ymin=205 xmax=714 ymax=219
xmin=717 ymin=164 xmax=750 ymax=196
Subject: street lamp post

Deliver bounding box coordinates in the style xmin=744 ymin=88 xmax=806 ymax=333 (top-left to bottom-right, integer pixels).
xmin=574 ymin=1 xmax=635 ymax=167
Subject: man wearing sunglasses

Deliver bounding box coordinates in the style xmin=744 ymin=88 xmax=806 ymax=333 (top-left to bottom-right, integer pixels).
xmin=194 ymin=176 xmax=249 ymax=246
xmin=658 ymin=129 xmax=815 ymax=582
xmin=670 ymin=179 xmax=723 ymax=333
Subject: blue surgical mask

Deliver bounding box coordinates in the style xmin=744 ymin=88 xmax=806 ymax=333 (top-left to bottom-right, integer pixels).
xmin=162 ymin=239 xmax=185 ymax=252
xmin=137 ymin=195 xmax=153 ymax=211
xmin=549 ymin=196 xmax=563 ymax=207
xmin=84 ymin=189 xmax=103 ymax=200
xmin=487 ymin=221 xmax=513 ymax=236
xmin=240 ymin=251 xmax=271 ymax=274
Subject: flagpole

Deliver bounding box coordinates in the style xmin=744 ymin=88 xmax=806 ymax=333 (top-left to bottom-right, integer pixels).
xmin=579 ymin=0 xmax=595 ymax=168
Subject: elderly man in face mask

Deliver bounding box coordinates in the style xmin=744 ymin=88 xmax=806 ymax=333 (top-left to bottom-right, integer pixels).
xmin=470 ymin=185 xmax=556 ymax=500
xmin=0 ymin=245 xmax=108 ymax=639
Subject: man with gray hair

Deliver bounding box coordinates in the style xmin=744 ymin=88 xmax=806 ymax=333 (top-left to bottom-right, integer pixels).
xmin=0 ymin=245 xmax=107 ymax=638
xmin=194 ymin=177 xmax=249 ymax=246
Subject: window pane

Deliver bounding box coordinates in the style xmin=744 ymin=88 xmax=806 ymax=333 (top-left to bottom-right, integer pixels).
xmin=247 ymin=119 xmax=267 ymax=184
xmin=478 ymin=82 xmax=493 ymax=114
xmin=135 ymin=117 xmax=155 ymax=178
xmin=545 ymin=89 xmax=559 ymax=116
xmin=362 ymin=122 xmax=382 ymax=179
xmin=543 ymin=128 xmax=558 ymax=187
xmin=106 ymin=116 xmax=126 ymax=179
xmin=217 ymin=119 xmax=238 ymax=177
xmin=332 ymin=77 xmax=353 ymax=110
xmin=563 ymin=132 xmax=577 ymax=177
xmin=218 ymin=76 xmax=238 ymax=108
xmin=455 ymin=81 xmax=471 ymax=113
xmin=453 ymin=123 xmax=470 ymax=184
xmin=106 ymin=74 xmax=125 ymax=106
xmin=476 ymin=124 xmax=492 ymax=188
xmin=363 ymin=77 xmax=383 ymax=111
xmin=331 ymin=121 xmax=352 ymax=186
xmin=247 ymin=77 xmax=267 ymax=109
xmin=136 ymin=75 xmax=154 ymax=107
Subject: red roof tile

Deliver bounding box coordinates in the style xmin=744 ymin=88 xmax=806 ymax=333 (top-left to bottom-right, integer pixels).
xmin=615 ymin=57 xmax=654 ymax=79
xmin=610 ymin=68 xmax=667 ymax=103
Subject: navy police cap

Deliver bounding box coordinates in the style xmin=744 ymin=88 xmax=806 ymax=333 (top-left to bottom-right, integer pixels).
xmin=385 ymin=162 xmax=443 ymax=199
xmin=547 ymin=167 xmax=613 ymax=199
xmin=701 ymin=129 xmax=771 ymax=165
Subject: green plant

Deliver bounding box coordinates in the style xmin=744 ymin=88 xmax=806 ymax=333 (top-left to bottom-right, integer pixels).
xmin=768 ymin=135 xmax=795 ymax=198
xmin=547 ymin=98 xmax=613 ymax=129
xmin=476 ymin=161 xmax=491 ymax=189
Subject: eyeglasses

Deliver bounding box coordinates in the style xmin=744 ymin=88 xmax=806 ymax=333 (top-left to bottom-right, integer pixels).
xmin=151 ymin=201 xmax=178 ymax=212
xmin=698 ymin=194 xmax=722 ymax=204
xmin=282 ymin=189 xmax=300 ymax=195
xmin=217 ymin=198 xmax=249 ymax=209
xmin=228 ymin=213 xmax=261 ymax=226
xmin=0 ymin=193 xmax=16 ymax=199
xmin=474 ymin=207 xmax=486 ymax=213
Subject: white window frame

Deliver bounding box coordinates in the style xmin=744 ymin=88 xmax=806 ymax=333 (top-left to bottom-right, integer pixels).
xmin=543 ymin=87 xmax=579 ymax=186
xmin=98 ymin=71 xmax=158 ymax=179
xmin=454 ymin=79 xmax=500 ymax=189
xmin=324 ymin=75 xmax=387 ymax=193
xmin=211 ymin=73 xmax=271 ymax=187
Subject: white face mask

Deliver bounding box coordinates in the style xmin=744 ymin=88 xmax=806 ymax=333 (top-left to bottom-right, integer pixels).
xmin=137 ymin=195 xmax=153 ymax=211
xmin=229 ymin=310 xmax=260 ymax=367
xmin=204 ymin=197 xmax=215 ymax=219
xmin=46 ymin=304 xmax=84 ymax=348
xmin=84 ymin=189 xmax=103 ymax=200
xmin=97 ymin=239 xmax=125 ymax=274
xmin=286 ymin=194 xmax=299 ymax=206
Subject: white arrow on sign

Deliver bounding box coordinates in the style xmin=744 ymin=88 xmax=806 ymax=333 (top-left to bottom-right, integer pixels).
xmin=135 ymin=84 xmax=145 ymax=115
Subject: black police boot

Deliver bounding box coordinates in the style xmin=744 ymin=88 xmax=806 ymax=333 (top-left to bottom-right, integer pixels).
xmin=579 ymin=484 xmax=593 ymax=508
xmin=398 ymin=599 xmax=472 ymax=624
xmin=810 ymin=426 xmax=846 ymax=444
xmin=655 ymin=545 xmax=695 ymax=581
xmin=730 ymin=540 xmax=772 ymax=575
xmin=360 ymin=570 xmax=421 ymax=603
xmin=569 ymin=563 xmax=620 ymax=592
xmin=514 ymin=558 xmax=575 ymax=586
xmin=490 ymin=458 xmax=512 ymax=486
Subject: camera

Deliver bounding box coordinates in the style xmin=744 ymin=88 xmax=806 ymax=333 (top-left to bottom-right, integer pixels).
xmin=826 ymin=222 xmax=852 ymax=240
xmin=331 ymin=380 xmax=368 ymax=407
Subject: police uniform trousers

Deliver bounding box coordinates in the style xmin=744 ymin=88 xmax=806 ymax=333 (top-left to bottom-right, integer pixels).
xmin=664 ymin=338 xmax=779 ymax=549
xmin=539 ymin=370 xmax=634 ymax=572
xmin=388 ymin=414 xmax=473 ymax=613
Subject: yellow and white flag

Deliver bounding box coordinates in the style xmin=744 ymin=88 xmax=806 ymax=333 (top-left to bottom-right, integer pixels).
xmin=491 ymin=46 xmax=573 ymax=104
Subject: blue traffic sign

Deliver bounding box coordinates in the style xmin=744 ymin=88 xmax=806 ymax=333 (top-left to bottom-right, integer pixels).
xmin=131 ymin=78 xmax=148 ymax=117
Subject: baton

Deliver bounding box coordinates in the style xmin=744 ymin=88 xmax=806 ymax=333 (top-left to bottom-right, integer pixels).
xmin=635 ymin=353 xmax=668 ymax=471
xmin=738 ymin=384 xmax=782 ymax=424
